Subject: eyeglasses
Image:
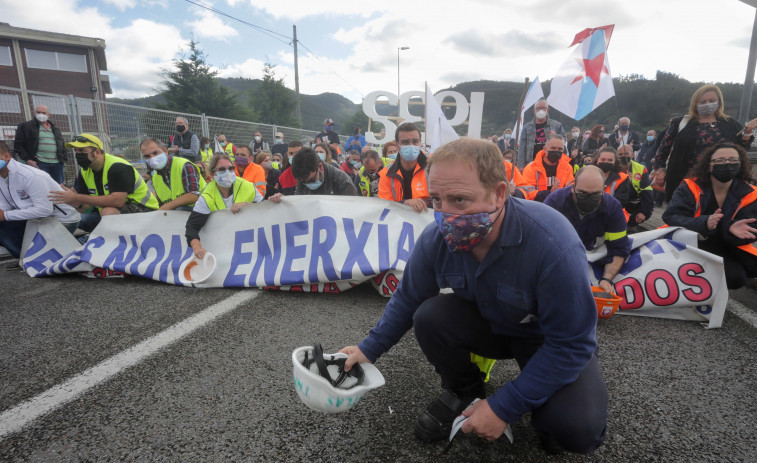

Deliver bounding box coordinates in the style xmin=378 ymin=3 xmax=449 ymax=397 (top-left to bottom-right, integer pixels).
xmin=72 ymin=135 xmax=100 ymax=147
xmin=575 ymin=190 xmax=603 ymax=201
xmin=710 ymin=158 xmax=740 ymax=165
xmin=215 ymin=166 xmax=235 ymax=173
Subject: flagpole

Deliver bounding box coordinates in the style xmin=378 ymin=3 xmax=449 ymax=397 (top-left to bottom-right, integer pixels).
xmin=513 ymin=77 xmax=530 ymax=154
xmin=424 ymin=81 xmax=428 ymax=152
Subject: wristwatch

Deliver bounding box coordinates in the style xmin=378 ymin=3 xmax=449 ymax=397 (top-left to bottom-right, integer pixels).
xmin=598 ymin=277 xmax=614 ymax=285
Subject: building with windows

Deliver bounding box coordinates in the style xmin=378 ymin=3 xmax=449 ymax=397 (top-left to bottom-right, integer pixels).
xmin=0 ymin=23 xmax=112 ymax=144
xmin=0 ymin=23 xmax=111 ymax=100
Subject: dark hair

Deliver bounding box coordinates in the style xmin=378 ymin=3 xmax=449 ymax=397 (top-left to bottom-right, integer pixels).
xmin=288 ymin=140 xmax=303 ymax=149
xmin=363 ymin=149 xmax=381 ymax=164
xmin=139 ymin=137 xmax=164 ymax=150
xmin=292 ymin=148 xmax=320 ymax=180
xmin=502 ymin=148 xmax=515 ymax=160
xmin=395 ymin=122 xmax=421 ymax=142
xmin=689 ymin=142 xmax=753 ymax=185
xmin=590 ymin=124 xmax=605 ymax=140
xmin=0 ymin=140 xmax=9 ymax=155
xmin=594 ymin=146 xmax=621 ymax=173
xmin=200 ymin=136 xmax=210 ymax=146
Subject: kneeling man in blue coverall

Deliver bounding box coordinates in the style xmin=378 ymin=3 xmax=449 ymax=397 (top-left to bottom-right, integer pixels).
xmin=340 ymin=138 xmax=607 ymax=454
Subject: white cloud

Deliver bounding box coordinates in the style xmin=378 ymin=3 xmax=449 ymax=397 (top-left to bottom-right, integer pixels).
xmin=186 ymin=6 xmax=239 ymax=41
xmin=226 ymin=0 xmax=381 ymax=21
xmin=102 ymin=0 xmax=138 ymax=10
xmin=216 ymin=57 xmax=267 ymax=79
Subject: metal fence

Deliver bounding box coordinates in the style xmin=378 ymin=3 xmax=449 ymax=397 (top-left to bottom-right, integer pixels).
xmin=0 ymin=85 xmax=346 ymax=185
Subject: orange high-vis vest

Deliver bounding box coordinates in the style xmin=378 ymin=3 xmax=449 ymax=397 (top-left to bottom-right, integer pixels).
xmin=605 ymin=172 xmax=631 ymax=221
xmin=235 ymin=162 xmax=267 ymax=197
xmin=505 ymin=160 xmax=524 ymax=185
xmin=516 ymin=151 xmax=574 ymax=200
xmin=682 ymin=178 xmax=757 ymax=258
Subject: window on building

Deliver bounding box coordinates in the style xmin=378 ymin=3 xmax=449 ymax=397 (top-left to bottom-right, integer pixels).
xmin=32 ymin=95 xmax=67 ymax=115
xmin=25 ymin=49 xmax=87 ymax=73
xmin=0 ymin=46 xmax=12 ymax=67
xmin=0 ymin=94 xmax=21 ymax=113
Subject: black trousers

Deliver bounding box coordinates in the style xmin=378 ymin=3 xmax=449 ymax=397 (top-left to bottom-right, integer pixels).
xmin=699 ymin=239 xmax=757 ymax=289
xmin=413 ymin=294 xmax=608 ymax=454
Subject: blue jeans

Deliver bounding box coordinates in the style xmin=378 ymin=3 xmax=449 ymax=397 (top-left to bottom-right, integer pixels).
xmin=37 ymin=161 xmax=65 ymax=184
xmin=77 ymin=210 xmax=101 ymax=233
xmin=0 ymin=220 xmax=27 ymax=259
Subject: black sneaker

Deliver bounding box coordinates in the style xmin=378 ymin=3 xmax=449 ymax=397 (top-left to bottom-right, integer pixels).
xmin=414 ymin=389 xmax=484 ymax=442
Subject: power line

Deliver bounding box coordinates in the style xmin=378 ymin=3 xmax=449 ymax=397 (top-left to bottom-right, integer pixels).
xmin=183 ymin=0 xmax=292 ymax=45
xmin=182 ymin=0 xmax=366 ymax=99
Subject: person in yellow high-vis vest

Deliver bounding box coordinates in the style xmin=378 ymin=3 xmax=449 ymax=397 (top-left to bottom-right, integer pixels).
xmin=49 ymin=133 xmax=158 ymax=231
xmin=185 ymin=154 xmax=262 ymax=259
xmin=140 ymin=137 xmax=206 ymax=211
xmin=218 ymin=134 xmax=236 ymax=162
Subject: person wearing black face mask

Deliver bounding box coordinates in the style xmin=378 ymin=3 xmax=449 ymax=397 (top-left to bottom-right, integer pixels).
xmin=168 ymin=117 xmax=200 ymax=163
xmin=515 ymin=134 xmax=574 ymax=202
xmin=544 ymin=165 xmax=630 ymax=294
xmin=662 ymin=142 xmax=757 ymax=289
xmin=593 ymin=147 xmax=630 ymax=214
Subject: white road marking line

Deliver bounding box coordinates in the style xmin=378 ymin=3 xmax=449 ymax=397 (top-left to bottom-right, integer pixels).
xmin=727 ymin=298 xmax=757 ymax=330
xmin=0 ymin=290 xmax=260 ymax=440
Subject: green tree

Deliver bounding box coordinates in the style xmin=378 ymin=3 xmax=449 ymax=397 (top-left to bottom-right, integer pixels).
xmin=251 ymin=61 xmax=297 ymax=127
xmin=158 ymin=41 xmax=253 ymax=120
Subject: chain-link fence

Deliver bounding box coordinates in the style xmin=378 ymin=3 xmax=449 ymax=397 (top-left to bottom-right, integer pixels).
xmin=0 ymin=85 xmax=347 ymax=185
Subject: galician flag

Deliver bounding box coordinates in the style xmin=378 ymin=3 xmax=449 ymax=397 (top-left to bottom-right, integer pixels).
xmin=547 ymin=25 xmax=615 ymax=121
xmin=425 ymin=82 xmax=459 ymax=152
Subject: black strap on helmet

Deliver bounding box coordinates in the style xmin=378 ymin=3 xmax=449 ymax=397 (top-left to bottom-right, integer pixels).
xmin=302 ymin=343 xmax=364 ymax=389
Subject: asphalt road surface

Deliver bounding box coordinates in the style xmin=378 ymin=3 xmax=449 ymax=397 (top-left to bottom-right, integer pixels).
xmin=1 ymin=260 xmax=756 ymax=462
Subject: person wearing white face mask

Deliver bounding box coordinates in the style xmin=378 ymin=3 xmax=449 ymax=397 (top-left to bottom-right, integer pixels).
xmin=185 ymin=154 xmax=262 ymax=259
xmin=249 ymin=130 xmax=271 ymax=154
xmin=377 ymin=122 xmax=430 ymax=213
xmin=13 ymin=105 xmax=68 ymax=184
xmin=516 ymin=99 xmax=565 ymax=170
xmin=654 ymin=84 xmax=757 ymax=203
xmin=140 ymin=137 xmax=206 ymax=211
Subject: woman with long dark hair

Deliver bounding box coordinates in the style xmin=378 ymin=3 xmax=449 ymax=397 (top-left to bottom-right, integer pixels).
xmin=581 ymin=124 xmax=607 ymax=157
xmin=655 ymin=84 xmax=757 ymax=202
xmin=662 ymin=142 xmax=757 ymax=289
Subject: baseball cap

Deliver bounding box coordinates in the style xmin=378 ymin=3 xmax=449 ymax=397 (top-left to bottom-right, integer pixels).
xmin=323 ymin=118 xmax=334 ymax=126
xmin=65 ymin=133 xmax=103 ymax=150
xmin=275 ymin=132 xmax=284 ymax=138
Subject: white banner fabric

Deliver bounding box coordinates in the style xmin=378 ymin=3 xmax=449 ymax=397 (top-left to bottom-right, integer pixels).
xmin=18 ymin=198 xmax=729 ymax=328
xmin=587 ymin=227 xmax=728 ymax=329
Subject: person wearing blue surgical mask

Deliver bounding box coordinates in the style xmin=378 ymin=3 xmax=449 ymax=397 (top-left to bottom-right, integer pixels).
xmin=269 ymin=148 xmax=357 ymax=202
xmin=185 ymin=154 xmax=262 ymax=260
xmin=637 ymin=129 xmax=658 ymax=169
xmin=377 ymin=122 xmax=430 ymax=213
xmin=141 ymin=137 xmax=206 ymax=211
xmin=340 ymin=149 xmax=362 ymax=185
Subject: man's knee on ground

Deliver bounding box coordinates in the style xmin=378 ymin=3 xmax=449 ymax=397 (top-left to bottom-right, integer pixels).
xmin=539 ymin=415 xmax=607 ymax=454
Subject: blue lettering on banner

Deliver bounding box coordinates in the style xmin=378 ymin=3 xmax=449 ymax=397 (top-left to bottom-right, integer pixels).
xmin=281 ymin=220 xmax=309 ymax=285
xmin=378 ymin=223 xmax=390 ymax=272
xmin=225 ymin=229 xmax=255 ymax=286
xmin=249 ymin=224 xmax=281 ymax=286
xmin=57 ymin=237 xmax=106 ymax=272
xmin=103 ymin=235 xmax=140 ymax=272
xmin=391 ymin=222 xmax=415 ymax=269
xmin=23 ymin=233 xmax=63 ymax=276
xmin=309 ymin=216 xmax=339 ymax=282
xmin=159 ymin=235 xmax=193 ymax=284
xmin=128 ymin=234 xmax=165 ymax=278
xmin=340 ymin=218 xmax=374 ymax=279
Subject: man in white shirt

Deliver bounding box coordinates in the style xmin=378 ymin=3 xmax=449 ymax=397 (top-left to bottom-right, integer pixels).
xmin=0 ymin=141 xmax=80 ymax=259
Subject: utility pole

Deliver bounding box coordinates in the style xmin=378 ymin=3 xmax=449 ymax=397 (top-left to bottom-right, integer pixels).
xmin=293 ymin=25 xmax=302 ymax=128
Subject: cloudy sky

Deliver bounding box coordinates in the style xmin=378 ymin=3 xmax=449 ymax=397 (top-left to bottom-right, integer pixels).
xmin=3 ymin=0 xmax=756 ymax=104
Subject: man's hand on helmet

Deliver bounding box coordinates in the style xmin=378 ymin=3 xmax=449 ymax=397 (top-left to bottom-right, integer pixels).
xmin=339 ymin=345 xmax=370 ymax=372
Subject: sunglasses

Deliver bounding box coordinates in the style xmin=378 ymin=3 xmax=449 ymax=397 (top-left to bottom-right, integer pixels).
xmin=575 ymin=190 xmax=603 ymax=201
xmin=72 ymin=135 xmax=100 ymax=146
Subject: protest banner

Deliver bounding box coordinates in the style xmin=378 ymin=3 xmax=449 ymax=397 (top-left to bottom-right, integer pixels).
xmin=587 ymin=226 xmax=728 ymax=329
xmin=19 ymin=196 xmax=434 ymax=296
xmin=19 ymin=198 xmax=728 ymax=327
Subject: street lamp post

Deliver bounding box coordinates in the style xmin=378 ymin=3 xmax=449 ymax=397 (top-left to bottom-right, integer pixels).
xmin=397 ymin=46 xmax=409 ymax=113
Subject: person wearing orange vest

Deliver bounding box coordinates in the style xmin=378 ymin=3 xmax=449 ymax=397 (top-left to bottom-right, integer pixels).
xmin=233 ymin=145 xmax=267 ymax=197
xmin=514 ymin=134 xmax=574 ymax=202
xmin=662 ymin=142 xmax=757 ymax=289
xmin=594 ymin=147 xmax=630 ymax=222
xmin=378 ymin=122 xmax=429 ymax=213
